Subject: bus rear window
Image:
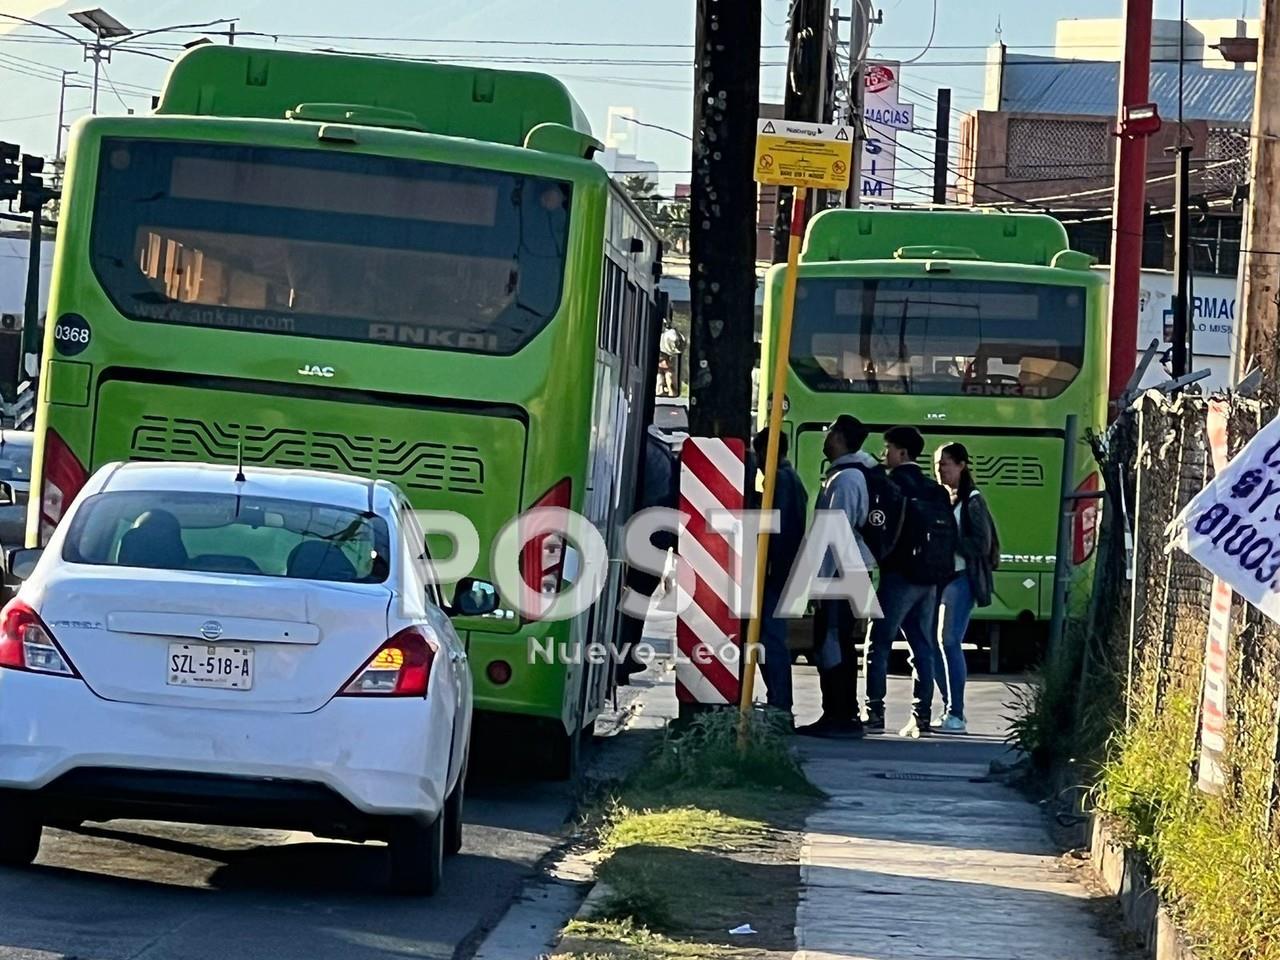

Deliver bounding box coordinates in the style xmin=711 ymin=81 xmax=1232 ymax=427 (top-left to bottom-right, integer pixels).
xmin=89 ymin=138 xmax=572 ymax=355
xmin=789 ymin=278 xmax=1087 ymax=398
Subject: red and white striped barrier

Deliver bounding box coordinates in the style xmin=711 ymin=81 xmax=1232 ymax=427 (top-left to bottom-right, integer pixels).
xmin=1198 ymin=399 xmax=1232 ymax=795
xmin=676 ymin=437 xmax=745 ymax=705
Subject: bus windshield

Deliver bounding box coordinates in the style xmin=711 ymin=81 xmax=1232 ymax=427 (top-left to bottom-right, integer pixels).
xmin=790 ymin=277 xmax=1087 ymax=397
xmin=89 ymin=138 xmax=572 ymax=355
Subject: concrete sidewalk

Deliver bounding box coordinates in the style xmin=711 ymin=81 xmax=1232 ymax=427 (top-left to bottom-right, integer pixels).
xmin=791 ymin=668 xmax=1121 ymax=960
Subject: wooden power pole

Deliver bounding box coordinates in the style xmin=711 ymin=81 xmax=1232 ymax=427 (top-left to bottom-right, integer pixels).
xmin=1237 ymin=0 xmax=1280 ymax=395
xmin=688 ymin=0 xmax=761 ymax=440
xmin=771 ymin=0 xmax=830 ymax=263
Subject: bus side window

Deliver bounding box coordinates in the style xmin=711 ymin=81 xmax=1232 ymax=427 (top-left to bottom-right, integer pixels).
xmin=599 ymin=263 xmax=615 ymax=352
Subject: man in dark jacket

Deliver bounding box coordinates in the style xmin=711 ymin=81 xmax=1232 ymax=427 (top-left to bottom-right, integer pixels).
xmin=617 ymin=426 xmax=680 ymax=683
xmin=864 ymin=425 xmax=938 ymax=738
xmin=751 ymin=429 xmax=808 ymax=717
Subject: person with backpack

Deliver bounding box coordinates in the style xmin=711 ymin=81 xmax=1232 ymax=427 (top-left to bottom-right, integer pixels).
xmin=932 ymin=442 xmax=999 ymax=734
xmin=797 ymin=415 xmax=879 ymax=739
xmin=750 ymin=428 xmax=808 ymax=719
xmin=864 ymin=425 xmax=958 ymax=739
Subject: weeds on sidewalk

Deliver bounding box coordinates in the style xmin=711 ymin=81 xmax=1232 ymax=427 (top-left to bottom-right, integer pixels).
xmin=552 ymin=708 xmax=819 ymax=960
xmin=1095 ymin=693 xmax=1280 ymax=960
xmin=1007 ymin=619 xmax=1125 ymax=774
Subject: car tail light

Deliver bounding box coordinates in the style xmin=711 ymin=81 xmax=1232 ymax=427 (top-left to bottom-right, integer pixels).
xmin=339 ymin=626 xmax=436 ymax=697
xmin=1072 ymin=472 xmax=1101 ymax=566
xmin=0 ymin=598 xmax=79 ymax=677
xmin=518 ymin=478 xmax=572 ymax=620
xmin=39 ymin=428 xmax=88 ymax=543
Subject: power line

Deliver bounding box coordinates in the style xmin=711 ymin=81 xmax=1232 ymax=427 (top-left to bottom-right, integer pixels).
xmin=100 ymin=66 xmax=131 ymax=112
xmin=899 ymin=0 xmax=939 ymax=65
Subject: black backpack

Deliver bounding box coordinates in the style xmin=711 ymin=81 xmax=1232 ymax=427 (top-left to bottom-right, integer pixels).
xmin=829 ymin=462 xmax=906 ymax=563
xmin=887 ymin=466 xmax=960 ymax=585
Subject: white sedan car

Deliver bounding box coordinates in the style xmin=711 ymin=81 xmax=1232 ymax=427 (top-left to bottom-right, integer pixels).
xmin=0 ymin=461 xmax=492 ymax=895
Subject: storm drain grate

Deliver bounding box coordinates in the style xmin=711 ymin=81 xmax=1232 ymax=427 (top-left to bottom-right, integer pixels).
xmin=874 ymin=772 xmax=991 ymax=784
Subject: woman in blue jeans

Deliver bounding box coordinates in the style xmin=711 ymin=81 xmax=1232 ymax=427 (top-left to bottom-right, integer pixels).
xmin=932 ymin=443 xmax=997 ymax=734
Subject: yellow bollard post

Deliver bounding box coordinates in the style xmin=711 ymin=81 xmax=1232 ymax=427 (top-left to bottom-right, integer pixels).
xmin=738 ymin=185 xmax=808 ymax=747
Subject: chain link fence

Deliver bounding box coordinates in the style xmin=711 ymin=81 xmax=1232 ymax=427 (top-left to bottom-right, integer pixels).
xmin=1101 ymin=391 xmax=1280 ymax=844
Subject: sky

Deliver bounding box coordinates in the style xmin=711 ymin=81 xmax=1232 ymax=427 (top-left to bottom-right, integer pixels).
xmin=0 ymin=0 xmax=1264 ymax=200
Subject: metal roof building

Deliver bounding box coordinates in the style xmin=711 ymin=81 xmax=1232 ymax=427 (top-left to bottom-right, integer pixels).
xmin=996 ymin=54 xmax=1256 ymax=124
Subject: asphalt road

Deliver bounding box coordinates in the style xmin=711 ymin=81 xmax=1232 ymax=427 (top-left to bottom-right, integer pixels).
xmin=0 ymin=674 xmax=658 ymax=960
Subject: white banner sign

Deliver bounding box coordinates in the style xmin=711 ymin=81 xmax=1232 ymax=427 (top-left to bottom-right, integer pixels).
xmin=1174 ymin=411 xmax=1280 ymax=622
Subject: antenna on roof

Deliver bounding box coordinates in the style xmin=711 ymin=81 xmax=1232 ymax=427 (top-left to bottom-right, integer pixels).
xmin=235 ymin=441 xmax=246 ymax=483
xmin=995 ymin=15 xmax=1003 ymax=42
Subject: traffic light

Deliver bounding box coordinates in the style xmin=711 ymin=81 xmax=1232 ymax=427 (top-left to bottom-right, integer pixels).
xmin=17 ymin=154 xmax=45 ymax=214
xmin=0 ymin=142 xmax=18 ymax=203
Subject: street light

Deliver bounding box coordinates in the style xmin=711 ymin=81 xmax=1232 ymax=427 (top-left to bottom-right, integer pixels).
xmin=68 ymin=8 xmax=131 ymax=39
xmin=0 ymin=11 xmax=237 ymax=116
xmin=68 ymin=7 xmax=129 ymax=116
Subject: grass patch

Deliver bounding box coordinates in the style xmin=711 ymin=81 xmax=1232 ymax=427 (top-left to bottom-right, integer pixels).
xmin=1095 ymin=693 xmax=1280 ymax=960
xmin=553 ymin=708 xmax=819 ymax=960
xmin=631 ymin=708 xmax=823 ymax=796
xmin=556 ymin=919 xmax=752 ymax=960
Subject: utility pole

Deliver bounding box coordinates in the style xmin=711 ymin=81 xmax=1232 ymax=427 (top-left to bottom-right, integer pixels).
xmin=845 ymin=0 xmax=875 ymax=208
xmin=772 ymin=0 xmax=830 ymax=263
xmin=932 ymin=88 xmax=952 ymax=204
xmin=1237 ymin=0 xmax=1280 ymax=393
xmin=1170 ymin=145 xmax=1192 ymax=378
xmin=55 ymin=71 xmax=79 ymax=160
xmin=1105 ymin=0 xmax=1157 ymax=406
xmin=688 ymin=0 xmax=761 ymax=440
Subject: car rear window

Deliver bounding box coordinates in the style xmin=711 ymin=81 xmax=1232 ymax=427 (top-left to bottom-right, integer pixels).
xmin=62 ymin=490 xmax=390 ymax=583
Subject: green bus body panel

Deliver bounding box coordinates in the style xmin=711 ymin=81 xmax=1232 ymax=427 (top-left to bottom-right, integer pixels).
xmin=802 ymin=208 xmax=1073 ymax=267
xmin=35 ymin=112 xmax=643 ymax=724
xmin=155 ymin=46 xmax=591 ymax=146
xmin=760 ymin=221 xmax=1109 ymax=623
xmin=91 ymin=379 xmax=528 ymax=583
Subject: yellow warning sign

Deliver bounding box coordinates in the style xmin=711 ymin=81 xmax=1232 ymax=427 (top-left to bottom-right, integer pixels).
xmin=754 ymin=118 xmax=854 ymax=190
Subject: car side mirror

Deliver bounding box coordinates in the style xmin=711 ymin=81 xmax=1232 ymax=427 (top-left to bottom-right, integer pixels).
xmin=449 ymin=577 xmax=499 ymax=618
xmin=5 ymin=547 xmax=42 ymax=581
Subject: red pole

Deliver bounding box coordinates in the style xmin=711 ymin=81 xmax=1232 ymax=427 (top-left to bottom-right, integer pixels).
xmin=1106 ymin=0 xmax=1155 ymax=406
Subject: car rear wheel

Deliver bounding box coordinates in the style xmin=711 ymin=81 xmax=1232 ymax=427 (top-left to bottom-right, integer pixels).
xmin=0 ymin=801 xmax=42 ymax=867
xmin=387 ymin=813 xmax=444 ymax=896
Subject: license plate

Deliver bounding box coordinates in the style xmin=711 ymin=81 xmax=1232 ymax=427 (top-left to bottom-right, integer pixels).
xmin=167 ymin=643 xmax=254 ymax=690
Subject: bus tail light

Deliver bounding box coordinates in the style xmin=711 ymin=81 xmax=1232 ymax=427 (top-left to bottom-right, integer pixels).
xmin=519 ymin=478 xmax=572 ymax=620
xmin=1072 ymin=472 xmax=1101 ymax=566
xmin=338 ymin=626 xmax=436 ymax=697
xmin=40 ymin=429 xmax=88 ymax=542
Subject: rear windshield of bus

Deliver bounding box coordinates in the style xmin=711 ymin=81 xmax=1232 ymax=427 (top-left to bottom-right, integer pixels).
xmin=790 ymin=278 xmax=1087 ymax=398
xmin=89 ymin=138 xmax=572 ymax=355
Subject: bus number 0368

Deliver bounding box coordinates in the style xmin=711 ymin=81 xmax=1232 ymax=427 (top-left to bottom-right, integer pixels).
xmin=55 ymin=325 xmax=90 ymax=344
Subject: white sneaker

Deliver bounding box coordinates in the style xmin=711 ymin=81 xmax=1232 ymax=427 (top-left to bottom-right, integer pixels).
xmin=939 ymin=715 xmax=967 ymax=734
xmin=898 ymin=716 xmax=932 ymax=739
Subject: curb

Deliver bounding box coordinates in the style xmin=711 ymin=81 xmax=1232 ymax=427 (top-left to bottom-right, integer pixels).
xmin=572 ymin=880 xmax=616 ymax=922
xmin=1088 ymin=816 xmax=1201 ymax=960
xmin=473 ymin=664 xmax=672 ymax=960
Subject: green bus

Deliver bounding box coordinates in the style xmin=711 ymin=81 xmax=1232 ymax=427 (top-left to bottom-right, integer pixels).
xmin=29 ymin=46 xmax=663 ymax=774
xmin=759 ymin=208 xmax=1106 ymax=665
